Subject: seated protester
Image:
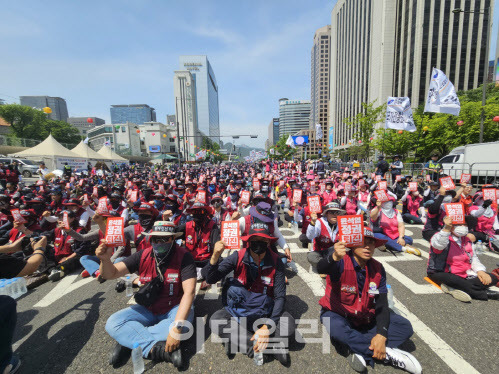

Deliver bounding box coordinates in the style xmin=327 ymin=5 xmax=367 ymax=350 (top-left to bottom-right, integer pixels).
xmin=428 ymin=215 xmax=499 ymax=302
xmin=3 ymin=209 xmax=42 ymax=246
xmin=108 ymin=193 xmax=128 ymax=225
xmin=203 ymin=225 xmax=294 ymax=366
xmin=129 ymin=203 xmax=159 ymax=252
xmin=340 ymin=187 xmax=359 ymax=215
xmin=357 ymin=183 xmax=371 ymax=215
xmin=210 ymin=193 xmax=231 ymax=226
xmin=422 ymin=181 xmax=440 ymax=207
xmin=370 ymin=193 xmax=421 ymax=256
xmin=0 ymin=236 xmax=48 ymax=279
xmin=415 ymin=175 xmax=426 ymax=194
xmin=321 ymin=179 xmax=337 ymax=205
xmin=62 ymin=197 xmax=94 ymax=231
xmin=422 ymin=187 xmax=456 ymax=242
xmin=458 ymin=184 xmax=474 ymax=215
xmin=175 ymin=203 xmax=220 ymax=289
xmin=104 ymin=221 xmax=195 ymax=368
xmin=401 ymin=188 xmax=424 ymax=225
xmin=318 ymin=227 xmax=421 ymax=374
xmin=294 ymin=193 xmax=322 ymax=249
xmin=306 ymin=202 xmax=344 ymax=274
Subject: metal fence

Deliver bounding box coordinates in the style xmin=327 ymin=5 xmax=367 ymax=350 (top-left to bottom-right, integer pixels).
xmin=0 ymin=135 xmax=78 ymax=150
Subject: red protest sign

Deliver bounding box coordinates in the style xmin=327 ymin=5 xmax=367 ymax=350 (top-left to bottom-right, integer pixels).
xmin=396 ymin=175 xmax=402 ymax=182
xmin=338 ymin=215 xmax=364 ymax=248
xmin=358 ymin=179 xmax=365 ymax=187
xmin=197 ymin=191 xmax=207 ymax=204
xmin=293 ymin=189 xmax=303 ymax=203
xmin=79 ymin=179 xmax=84 ymax=186
xmin=105 ymin=217 xmax=125 ymax=247
xmin=240 ymin=191 xmax=251 ymax=204
xmin=460 ymin=173 xmax=471 ymax=185
xmin=307 ymin=196 xmax=322 ymax=214
xmin=63 ymin=211 xmax=70 ymax=230
xmin=444 ymin=203 xmax=465 ymax=225
xmin=127 ymin=181 xmax=132 ymax=188
xmin=39 ymin=185 xmax=44 ymax=193
xmin=344 ymin=183 xmax=352 ymax=193
xmin=221 ymin=220 xmax=240 ymax=250
xmin=378 ymin=181 xmax=387 ymax=190
xmin=83 ymin=194 xmax=90 ymax=204
xmin=483 ymin=188 xmax=496 ymax=201
xmin=371 ymin=173 xmax=376 ymax=179
xmin=92 ymin=186 xmax=98 ymax=196
xmin=130 ymin=190 xmax=138 ymax=202
xmin=158 ymin=184 xmax=165 ymax=194
xmin=257 ymin=173 xmax=262 ymax=179
xmin=279 ymin=180 xmax=285 ymax=189
xmin=70 ymin=177 xmax=75 ymax=183
xmin=342 ymin=173 xmax=349 ymax=179
xmin=147 ymin=180 xmax=154 ymax=188
xmin=10 ymin=209 xmax=26 ymax=224
xmin=408 ymin=182 xmax=418 ymax=192
xmin=65 ymin=183 xmax=71 ymax=190
xmin=253 ymin=178 xmax=260 ymax=191
xmin=358 ymin=171 xmax=363 ymax=177
xmin=440 ymin=176 xmax=455 ymax=190
xmin=97 ymin=197 xmax=109 ymax=214
xmin=374 ymin=190 xmax=389 ymax=202
xmin=319 ymin=183 xmax=326 ymax=192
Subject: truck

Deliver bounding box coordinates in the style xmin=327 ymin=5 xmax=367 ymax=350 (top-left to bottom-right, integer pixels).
xmin=438 ymin=141 xmax=499 ymax=185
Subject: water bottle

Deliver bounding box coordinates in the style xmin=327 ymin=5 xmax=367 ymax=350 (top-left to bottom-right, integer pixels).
xmin=387 ymin=284 xmax=394 ymax=309
xmin=125 ymin=275 xmax=133 ymax=297
xmin=253 ymin=335 xmax=264 ymax=366
xmin=475 ymin=240 xmax=484 ymax=255
xmin=131 ymin=342 xmax=144 ymax=374
xmin=18 ymin=278 xmax=27 ymax=295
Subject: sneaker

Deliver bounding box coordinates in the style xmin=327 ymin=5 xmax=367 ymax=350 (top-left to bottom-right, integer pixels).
xmin=108 ymin=342 xmax=131 ymax=367
xmin=3 ymin=354 xmax=21 ymax=374
xmin=95 ymin=271 xmax=106 ymax=284
xmin=80 ymin=270 xmax=90 ymax=278
xmin=404 ymin=246 xmax=421 ymax=256
xmin=347 ymin=353 xmax=367 ymax=373
xmin=440 ymin=284 xmax=472 ymax=302
xmin=378 ymin=246 xmax=387 ymax=252
xmin=384 ymin=347 xmax=422 ymax=374
xmin=48 ymin=269 xmax=64 ymax=282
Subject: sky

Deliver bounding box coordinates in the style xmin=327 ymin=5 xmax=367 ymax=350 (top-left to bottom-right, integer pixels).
xmin=0 ymin=0 xmax=498 ymax=149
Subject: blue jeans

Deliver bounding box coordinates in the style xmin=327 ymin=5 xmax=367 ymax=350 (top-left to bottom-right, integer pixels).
xmin=79 ymin=255 xmax=126 ymax=276
xmin=373 ymin=233 xmax=413 ymax=252
xmin=105 ymin=304 xmax=194 ymax=357
xmin=320 ymin=310 xmax=413 ymax=366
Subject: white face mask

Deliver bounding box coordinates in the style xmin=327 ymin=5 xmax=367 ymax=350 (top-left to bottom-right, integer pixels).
xmin=443 ymin=196 xmax=452 ymax=203
xmin=453 ymin=226 xmax=468 ymax=237
xmin=381 ymin=201 xmax=393 ymax=210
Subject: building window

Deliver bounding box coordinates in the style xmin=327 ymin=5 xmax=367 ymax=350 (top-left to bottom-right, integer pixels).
xmin=170 ymin=146 xmax=176 ymax=153
xmin=169 ymin=138 xmax=175 ymax=142
xmin=121 ymin=127 xmax=126 ymax=132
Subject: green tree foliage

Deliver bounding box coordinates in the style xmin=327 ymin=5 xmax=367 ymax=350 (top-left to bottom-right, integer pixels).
xmin=269 ymin=135 xmax=297 ymax=160
xmin=0 ymin=104 xmax=82 ymax=145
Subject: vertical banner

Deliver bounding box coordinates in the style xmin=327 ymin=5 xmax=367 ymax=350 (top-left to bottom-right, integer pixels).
xmin=97 ymin=197 xmax=109 ymax=214
xmin=63 ymin=211 xmax=70 ymax=229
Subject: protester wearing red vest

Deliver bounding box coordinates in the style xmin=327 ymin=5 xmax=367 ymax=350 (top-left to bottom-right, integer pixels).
xmin=204 ymin=223 xmax=294 ymax=366
xmin=102 ymin=221 xmax=196 ymax=368
xmin=318 ymin=227 xmax=421 ymax=373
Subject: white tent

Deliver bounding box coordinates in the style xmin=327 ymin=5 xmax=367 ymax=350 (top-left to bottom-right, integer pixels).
xmin=9 ymin=134 xmax=86 ymax=170
xmin=97 ymin=145 xmax=128 ymax=163
xmin=71 ymin=141 xmax=107 ymax=163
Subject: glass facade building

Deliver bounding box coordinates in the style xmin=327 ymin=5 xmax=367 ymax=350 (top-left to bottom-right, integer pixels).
xmin=179 ymin=56 xmax=220 ymax=143
xmin=278 ymin=99 xmax=311 ymax=138
xmin=20 ymin=96 xmax=69 ymax=121
xmin=110 ymin=104 xmax=156 ymax=125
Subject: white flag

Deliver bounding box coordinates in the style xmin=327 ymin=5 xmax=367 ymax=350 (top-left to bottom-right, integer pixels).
xmin=315 ymin=123 xmax=323 ymax=139
xmin=285 ymin=135 xmax=295 ymax=149
xmin=424 ymin=68 xmax=461 ymax=116
xmin=270 ymin=148 xmax=275 ymax=155
xmin=83 ymin=137 xmax=89 ymax=144
xmin=385 ymin=97 xmax=417 ymax=132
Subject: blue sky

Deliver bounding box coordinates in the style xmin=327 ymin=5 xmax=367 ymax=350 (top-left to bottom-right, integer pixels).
xmin=0 ymin=0 xmax=497 ymax=148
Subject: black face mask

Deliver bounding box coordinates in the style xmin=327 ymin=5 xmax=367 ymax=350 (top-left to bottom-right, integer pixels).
xmin=32 ymin=204 xmax=45 ymax=214
xmin=192 ymin=214 xmax=205 ymax=225
xmin=110 ymin=200 xmax=120 ymax=209
xmin=250 ymin=241 xmax=268 ymax=255
xmin=138 ymin=214 xmax=154 ymax=228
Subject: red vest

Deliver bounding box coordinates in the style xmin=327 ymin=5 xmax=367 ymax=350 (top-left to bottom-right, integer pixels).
xmin=133 ymin=223 xmax=149 ymax=252
xmin=185 ymin=220 xmax=216 ymax=261
xmin=471 ymin=206 xmax=497 ymax=236
xmin=301 ymin=206 xmax=317 ymax=234
xmin=8 ymin=224 xmax=41 ymax=244
xmin=344 ymin=197 xmax=358 ymax=215
xmin=312 ymin=218 xmax=335 ymax=252
xmin=139 ymin=246 xmax=186 ymax=315
xmin=319 ymin=254 xmax=383 ymax=326
xmin=234 ymin=248 xmax=278 ymax=297
xmin=53 ymin=227 xmax=84 ymax=262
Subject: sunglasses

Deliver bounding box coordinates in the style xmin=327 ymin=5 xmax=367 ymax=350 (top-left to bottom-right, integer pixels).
xmin=151 ymin=236 xmax=174 ymax=244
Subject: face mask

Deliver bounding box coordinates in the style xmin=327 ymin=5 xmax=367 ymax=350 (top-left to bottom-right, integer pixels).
xmin=152 ymin=241 xmax=174 ymax=258
xmin=192 ymin=214 xmax=205 ymax=225
xmin=443 ymin=196 xmax=452 ymax=203
xmin=138 ymin=215 xmax=154 ymax=228
xmin=250 ymin=241 xmax=268 ymax=255
xmin=110 ymin=200 xmax=120 ymax=208
xmin=453 ymin=226 xmax=468 ymax=237
xmin=381 ymin=201 xmax=393 ymax=210
xmin=212 ymin=201 xmax=223 ymax=208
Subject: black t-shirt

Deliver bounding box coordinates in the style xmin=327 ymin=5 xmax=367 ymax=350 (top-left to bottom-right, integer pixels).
xmin=0 ymin=254 xmax=26 ymax=279
xmin=123 ymin=246 xmax=197 ymax=282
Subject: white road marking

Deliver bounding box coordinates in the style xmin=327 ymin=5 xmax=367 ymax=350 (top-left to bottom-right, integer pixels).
xmin=380 ymin=262 xmax=441 ymax=294
xmin=293 ymin=262 xmax=325 ymax=297
xmin=34 ymin=274 xmax=95 ymax=308
xmin=405 ymin=229 xmax=414 ymax=236
xmin=394 ymin=297 xmax=481 ymax=374
xmin=204 ymin=283 xmax=221 ymax=300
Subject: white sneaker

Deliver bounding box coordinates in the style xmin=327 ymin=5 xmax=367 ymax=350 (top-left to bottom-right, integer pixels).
xmin=384 ymin=347 xmax=422 ymax=374
xmin=404 ymin=246 xmax=421 ymax=256
xmin=347 ymin=353 xmax=367 ymax=373
xmin=48 ymin=269 xmax=64 ymax=282
xmin=440 ymin=283 xmax=472 ymax=303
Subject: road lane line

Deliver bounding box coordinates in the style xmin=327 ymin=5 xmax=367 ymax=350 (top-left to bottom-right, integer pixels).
xmin=293 ymin=262 xmax=325 ymax=296
xmin=34 ymin=274 xmax=94 ymax=308
xmin=379 ymin=262 xmax=441 ymax=294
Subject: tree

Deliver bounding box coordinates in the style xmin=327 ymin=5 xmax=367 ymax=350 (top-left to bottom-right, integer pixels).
xmin=270 ymin=135 xmax=297 ymax=160
xmin=0 ymin=104 xmax=81 ymax=145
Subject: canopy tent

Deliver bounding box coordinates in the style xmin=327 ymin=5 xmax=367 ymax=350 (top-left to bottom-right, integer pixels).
xmin=97 ymin=145 xmax=128 ymax=163
xmin=9 ymin=134 xmax=86 ymax=171
xmin=71 ymin=141 xmax=107 ymax=161
xmin=152 ymin=153 xmax=177 ymax=160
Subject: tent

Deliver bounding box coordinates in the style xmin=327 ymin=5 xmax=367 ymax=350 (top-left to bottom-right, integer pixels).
xmin=9 ymin=134 xmax=86 ymax=171
xmin=152 ymin=153 xmax=177 ymax=160
xmin=71 ymin=141 xmax=107 ymax=164
xmin=97 ymin=145 xmax=128 ymax=163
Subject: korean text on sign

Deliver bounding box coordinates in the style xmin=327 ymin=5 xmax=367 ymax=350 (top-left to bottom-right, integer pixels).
xmin=293 ymin=189 xmax=303 ymax=203
xmin=338 ymin=215 xmax=364 ymax=248
xmin=460 ymin=173 xmax=471 ymax=185
xmin=483 ymin=188 xmax=496 ymax=202
xmin=10 ymin=209 xmax=26 ymax=224
xmin=105 ymin=217 xmax=125 ymax=247
xmin=240 ymin=191 xmax=251 ymax=204
xmin=374 ymin=190 xmax=389 ymax=202
xmin=440 ymin=176 xmax=455 ymax=190
xmin=307 ymin=196 xmax=322 ymax=214
xmin=221 ymin=220 xmax=240 ymax=250
xmin=378 ymin=181 xmax=387 ymax=190
xmin=444 ymin=203 xmax=465 ymax=225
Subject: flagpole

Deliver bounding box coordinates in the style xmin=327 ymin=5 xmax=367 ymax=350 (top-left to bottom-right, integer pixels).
xmin=412 ymin=114 xmax=426 ymax=174
xmin=381 ymin=128 xmax=386 ymax=157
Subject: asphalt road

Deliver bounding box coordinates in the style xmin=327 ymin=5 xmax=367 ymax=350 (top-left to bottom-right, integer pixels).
xmin=12 ymin=219 xmax=499 ymax=374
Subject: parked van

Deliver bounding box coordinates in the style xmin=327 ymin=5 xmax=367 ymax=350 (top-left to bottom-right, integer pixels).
xmin=439 ymin=141 xmax=499 ymax=185
xmin=0 ymin=157 xmax=40 ymax=178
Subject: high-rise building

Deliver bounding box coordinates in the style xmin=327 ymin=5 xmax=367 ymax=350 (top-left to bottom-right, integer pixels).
xmin=110 ymin=104 xmax=156 ymax=125
xmin=278 ymin=99 xmax=311 ymax=139
xmin=68 ymin=117 xmax=105 ymax=137
xmin=174 ymin=70 xmax=203 ymax=161
xmin=392 ymin=0 xmax=494 ymax=107
xmin=267 ymin=118 xmax=280 ymax=146
xmin=20 ymin=96 xmax=69 ymax=121
xmin=179 ymin=56 xmax=220 ymax=143
xmin=309 ymin=25 xmax=332 ymax=157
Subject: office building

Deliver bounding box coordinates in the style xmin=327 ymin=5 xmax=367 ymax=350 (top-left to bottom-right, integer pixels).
xmin=20 ymin=96 xmax=69 ymax=121
xmin=278 ymin=99 xmax=311 ymax=139
xmin=179 ymin=55 xmax=220 ymax=143
xmin=174 ymin=70 xmax=204 ymax=161
xmin=138 ymin=122 xmax=177 ymax=157
xmin=110 ymin=104 xmax=156 ymax=125
xmin=309 ymin=25 xmax=331 ymax=157
xmin=67 ymin=117 xmax=105 ymax=137
xmin=267 ymin=118 xmax=280 ymax=147
xmin=88 ymin=122 xmax=141 ymax=156
xmin=166 ymin=114 xmax=176 ymax=127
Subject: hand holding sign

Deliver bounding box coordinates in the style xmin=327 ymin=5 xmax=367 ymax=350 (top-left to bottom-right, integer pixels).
xmin=460 ymin=173 xmax=471 ymax=185
xmin=374 ymin=190 xmax=389 ymax=202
